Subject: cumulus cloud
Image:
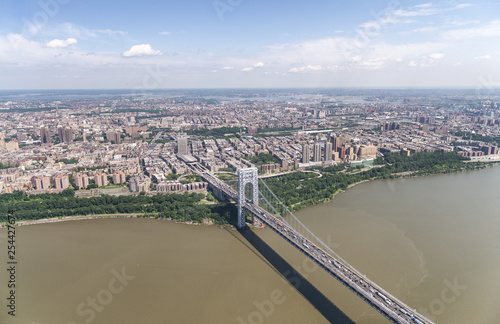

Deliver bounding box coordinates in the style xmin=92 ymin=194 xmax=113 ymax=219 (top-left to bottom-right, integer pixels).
xmin=45 ymin=38 xmax=77 ymax=48
xmin=123 ymin=44 xmax=162 ymax=57
xmin=429 ymin=53 xmax=445 ymax=60
xmin=242 ymin=67 xmax=254 ymax=72
xmin=253 ymin=61 xmax=264 ymax=67
xmin=473 ymin=54 xmax=491 ymax=60
xmin=408 ymin=53 xmax=446 ymax=68
xmin=221 ymin=66 xmax=234 ymax=70
xmin=289 ymin=65 xmax=323 ymax=73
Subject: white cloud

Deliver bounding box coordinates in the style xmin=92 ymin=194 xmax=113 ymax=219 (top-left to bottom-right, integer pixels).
xmin=289 ymin=65 xmax=323 ymax=73
xmin=448 ymin=19 xmax=479 ymax=26
xmin=58 ymin=23 xmax=126 ymax=38
xmin=429 ymin=53 xmax=445 ymax=60
xmin=473 ymin=55 xmax=491 ymax=60
xmin=123 ymin=44 xmax=162 ymax=57
xmin=442 ymin=20 xmax=500 ymax=39
xmin=401 ymin=26 xmax=439 ymax=34
xmin=415 ymin=3 xmax=433 ymax=8
xmin=253 ymin=61 xmax=264 ymax=67
xmin=407 ymin=52 xmax=446 ymax=68
xmin=242 ymin=67 xmax=254 ymax=72
xmin=392 ymin=2 xmax=472 ymax=19
xmin=221 ymin=66 xmax=234 ymax=70
xmin=210 ymin=69 xmax=217 ymax=73
xmin=44 ymin=38 xmax=77 ymax=48
xmin=392 ymin=7 xmax=438 ymax=17
xmin=159 ymin=31 xmax=186 ymax=36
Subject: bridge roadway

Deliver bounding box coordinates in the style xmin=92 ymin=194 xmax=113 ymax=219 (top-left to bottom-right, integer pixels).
xmin=197 ymin=170 xmax=434 ymax=324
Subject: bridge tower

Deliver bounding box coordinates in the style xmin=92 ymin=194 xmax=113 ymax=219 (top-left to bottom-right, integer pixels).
xmin=237 ymin=167 xmax=259 ymax=228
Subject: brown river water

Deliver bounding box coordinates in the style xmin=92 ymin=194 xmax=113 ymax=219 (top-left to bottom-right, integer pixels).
xmin=1 ymin=166 xmax=500 ymax=324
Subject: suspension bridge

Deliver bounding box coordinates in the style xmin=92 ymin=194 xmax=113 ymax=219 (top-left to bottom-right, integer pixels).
xmin=192 ymin=164 xmax=434 ymax=324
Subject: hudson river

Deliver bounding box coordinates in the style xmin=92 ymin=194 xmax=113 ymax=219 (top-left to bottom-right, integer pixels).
xmin=1 ymin=166 xmax=499 ymax=323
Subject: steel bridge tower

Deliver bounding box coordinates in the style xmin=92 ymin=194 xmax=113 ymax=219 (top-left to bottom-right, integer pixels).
xmin=237 ymin=167 xmax=259 ymax=228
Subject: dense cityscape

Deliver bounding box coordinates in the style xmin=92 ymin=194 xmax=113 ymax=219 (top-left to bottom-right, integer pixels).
xmin=1 ymin=89 xmax=499 ymax=198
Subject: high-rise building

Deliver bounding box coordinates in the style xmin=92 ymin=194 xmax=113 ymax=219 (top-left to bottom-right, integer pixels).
xmin=177 ymin=133 xmax=188 ymax=155
xmin=313 ymin=143 xmax=321 ymax=162
xmin=64 ymin=128 xmax=74 ymax=143
xmin=94 ymin=173 xmax=108 ymax=187
xmin=112 ymin=172 xmax=127 ymax=184
xmin=31 ymin=176 xmax=51 ymax=190
xmin=40 ymin=127 xmax=51 ymax=144
xmin=337 ymin=146 xmax=346 ymax=161
xmin=325 ymin=142 xmax=333 ymax=162
xmin=302 ymin=143 xmax=310 ymax=164
xmin=58 ymin=127 xmax=74 ymax=143
xmin=332 ymin=135 xmax=346 ymax=151
xmin=106 ymin=130 xmax=121 ymax=144
xmin=53 ymin=174 xmax=70 ymax=190
xmin=74 ymin=174 xmax=89 ymax=189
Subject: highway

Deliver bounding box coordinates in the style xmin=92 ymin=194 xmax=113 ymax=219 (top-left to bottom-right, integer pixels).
xmin=196 ymin=168 xmax=435 ymax=324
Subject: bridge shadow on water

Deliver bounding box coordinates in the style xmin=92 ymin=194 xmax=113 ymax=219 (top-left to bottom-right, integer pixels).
xmin=231 ymin=227 xmax=355 ymax=324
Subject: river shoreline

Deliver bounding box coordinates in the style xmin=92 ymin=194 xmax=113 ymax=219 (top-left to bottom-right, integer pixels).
xmin=1 ymin=213 xmax=235 ymax=229
xmin=3 ymin=163 xmax=498 ymax=228
xmin=291 ymin=163 xmax=498 ymax=212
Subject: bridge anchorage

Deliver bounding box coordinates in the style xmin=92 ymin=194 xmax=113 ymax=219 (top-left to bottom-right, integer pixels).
xmin=195 ymin=166 xmax=434 ymax=324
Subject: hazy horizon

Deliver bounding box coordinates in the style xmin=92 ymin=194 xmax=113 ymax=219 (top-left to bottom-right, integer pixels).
xmin=2 ymin=0 xmax=500 ymax=89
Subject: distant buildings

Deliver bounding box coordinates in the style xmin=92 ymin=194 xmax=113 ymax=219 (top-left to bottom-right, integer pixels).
xmin=74 ymin=174 xmax=89 ymax=189
xmin=0 ymin=137 xmax=19 ymax=150
xmin=416 ymin=116 xmax=436 ymax=124
xmin=302 ymin=143 xmax=310 ymax=163
xmin=31 ymin=176 xmax=50 ymax=190
xmin=58 ymin=127 xmax=74 ymax=143
xmin=53 ymin=174 xmax=69 ymax=190
xmin=247 ymin=127 xmax=258 ymax=134
xmin=156 ymin=181 xmax=207 ymax=193
xmin=325 ymin=142 xmax=333 ymax=162
xmin=332 ymin=135 xmax=346 ymax=151
xmin=129 ymin=176 xmax=151 ymax=192
xmin=106 ymin=130 xmax=121 ymax=144
xmin=94 ymin=173 xmax=108 ymax=187
xmin=381 ymin=122 xmax=400 ymax=131
xmin=112 ymin=172 xmax=126 ymax=184
xmin=313 ymin=143 xmax=321 ymax=162
xmin=177 ymin=133 xmax=188 ymax=155
xmin=40 ymin=127 xmax=51 ymax=144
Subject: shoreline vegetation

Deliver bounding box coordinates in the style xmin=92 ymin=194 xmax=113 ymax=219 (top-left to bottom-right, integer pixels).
xmin=0 ymin=192 xmax=238 ymax=227
xmin=1 ymin=151 xmax=499 ymax=228
xmin=12 ymin=213 xmax=235 ymax=228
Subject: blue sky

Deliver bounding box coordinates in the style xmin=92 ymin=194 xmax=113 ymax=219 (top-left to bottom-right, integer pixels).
xmin=1 ymin=0 xmax=499 ymax=89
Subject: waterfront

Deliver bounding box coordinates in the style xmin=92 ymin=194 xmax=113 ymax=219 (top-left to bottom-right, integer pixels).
xmin=1 ymin=166 xmax=500 ymax=323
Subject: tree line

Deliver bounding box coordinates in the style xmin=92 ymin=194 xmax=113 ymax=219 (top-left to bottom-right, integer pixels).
xmin=264 ymin=151 xmax=483 ymax=212
xmin=0 ymin=191 xmax=236 ymax=225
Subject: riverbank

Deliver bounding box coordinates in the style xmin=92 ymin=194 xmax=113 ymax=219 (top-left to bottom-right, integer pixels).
xmin=2 ymin=213 xmax=236 ymax=229
xmin=289 ymin=162 xmax=498 ymax=213
xmin=3 ymin=159 xmax=498 ymax=228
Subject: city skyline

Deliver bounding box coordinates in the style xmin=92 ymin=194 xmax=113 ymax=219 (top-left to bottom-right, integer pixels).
xmin=1 ymin=0 xmax=500 ymax=89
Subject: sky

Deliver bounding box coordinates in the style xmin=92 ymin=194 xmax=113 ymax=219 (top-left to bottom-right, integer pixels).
xmin=0 ymin=0 xmax=499 ymax=89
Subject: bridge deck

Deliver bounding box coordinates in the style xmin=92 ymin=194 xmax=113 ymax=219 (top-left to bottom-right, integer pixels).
xmin=199 ymin=171 xmax=434 ymax=324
